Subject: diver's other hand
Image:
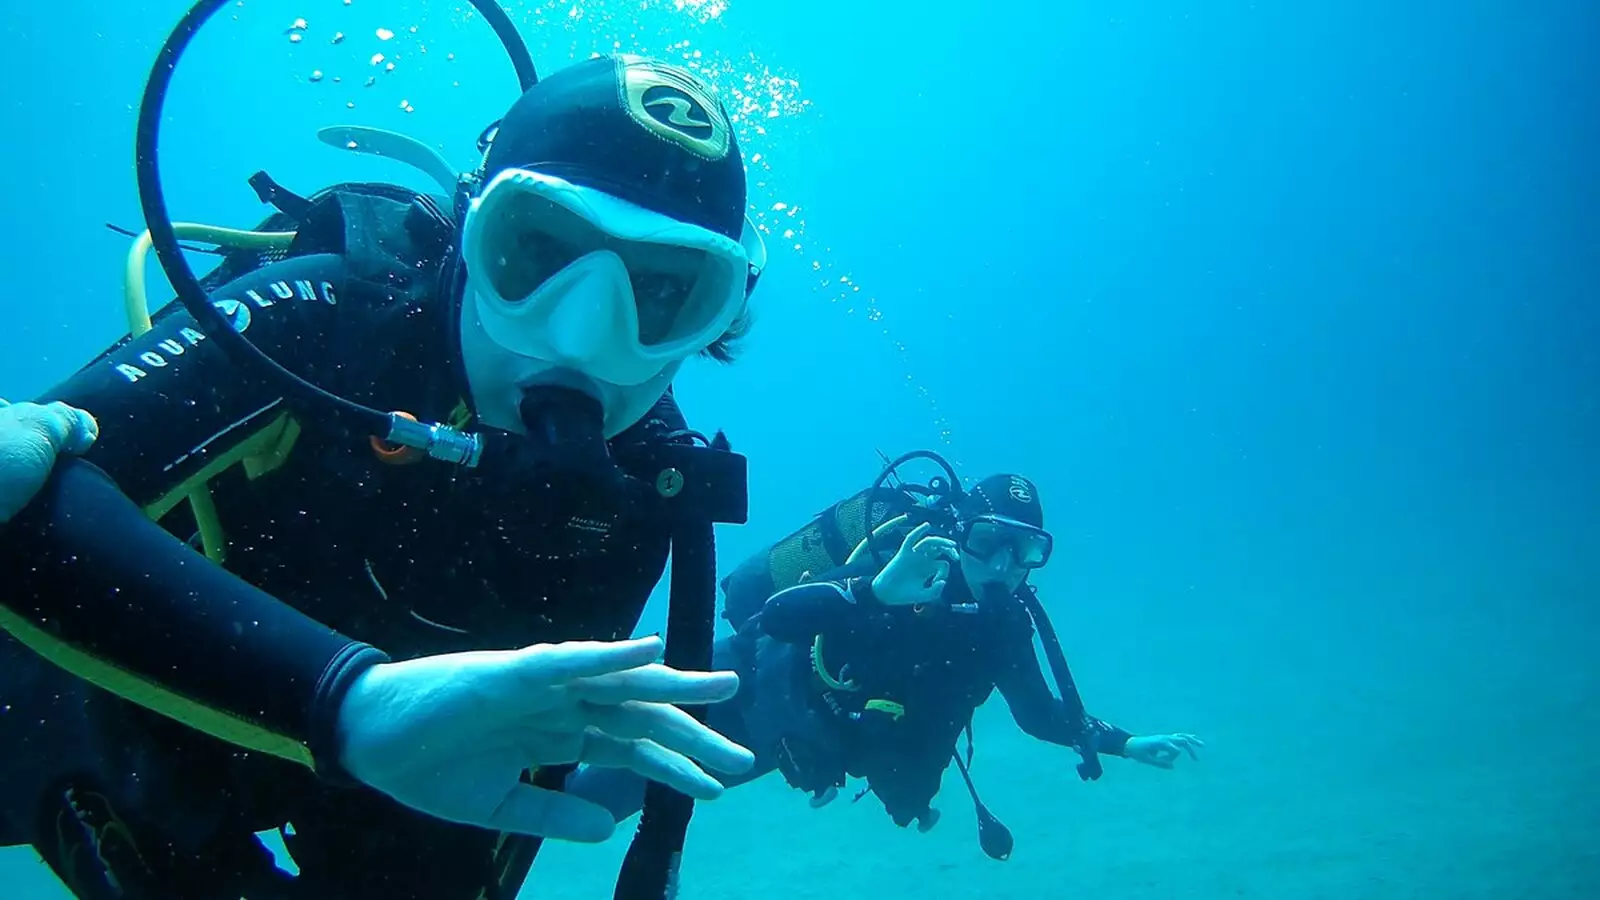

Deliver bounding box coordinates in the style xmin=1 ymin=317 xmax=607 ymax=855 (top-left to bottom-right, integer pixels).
xmin=333 ymin=635 xmax=755 ymax=842
xmin=870 ymin=521 xmax=959 ymax=606
xmin=0 ymin=399 xmax=99 ymax=524
xmin=1123 ymin=733 xmax=1204 ymax=769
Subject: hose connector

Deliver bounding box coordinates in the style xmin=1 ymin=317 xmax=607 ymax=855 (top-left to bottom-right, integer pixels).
xmin=384 ymin=413 xmax=484 ymax=467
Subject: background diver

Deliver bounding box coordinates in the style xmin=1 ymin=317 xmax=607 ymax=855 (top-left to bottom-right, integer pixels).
xmin=566 ymin=465 xmax=1204 ymax=852
xmin=0 ymin=52 xmax=768 ymax=900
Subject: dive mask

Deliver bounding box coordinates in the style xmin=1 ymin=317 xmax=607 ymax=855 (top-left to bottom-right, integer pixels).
xmin=960 ymin=515 xmax=1053 ymax=570
xmin=461 ymin=167 xmax=750 ymax=389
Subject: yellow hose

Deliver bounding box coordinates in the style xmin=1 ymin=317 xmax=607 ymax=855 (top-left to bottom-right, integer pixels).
xmin=124 ymin=223 xmax=298 ymax=563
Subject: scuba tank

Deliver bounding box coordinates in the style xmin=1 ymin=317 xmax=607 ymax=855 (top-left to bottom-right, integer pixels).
xmin=719 ymin=450 xmax=963 ymax=631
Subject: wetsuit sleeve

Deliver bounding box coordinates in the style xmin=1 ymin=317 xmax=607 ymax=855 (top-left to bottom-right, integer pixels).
xmin=0 ymin=253 xmax=390 ymax=774
xmin=756 ymin=576 xmax=889 ymax=645
xmin=993 ymin=621 xmax=1131 ymax=756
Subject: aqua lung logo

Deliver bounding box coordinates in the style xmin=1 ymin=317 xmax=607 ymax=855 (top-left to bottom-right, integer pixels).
xmin=214 ymin=297 xmax=252 ymax=333
xmin=110 ymin=278 xmax=336 ymax=384
xmin=619 ymin=55 xmax=731 ymax=160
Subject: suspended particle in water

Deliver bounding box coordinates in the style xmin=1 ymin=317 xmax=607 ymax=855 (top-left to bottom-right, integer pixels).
xmin=370 ymin=53 xmax=384 ymax=66
xmin=376 ymin=28 xmax=394 ymax=41
xmin=364 ymin=76 xmax=376 ymax=87
xmin=346 ymin=101 xmax=356 ymax=109
xmin=288 ymin=32 xmax=303 ymax=44
xmin=309 ymin=70 xmax=323 ymax=82
xmin=346 ymin=140 xmax=358 ymax=150
xmin=332 ymin=32 xmax=345 ymax=44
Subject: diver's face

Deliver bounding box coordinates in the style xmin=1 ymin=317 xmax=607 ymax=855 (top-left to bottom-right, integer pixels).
xmin=959 ymin=546 xmax=1028 ymax=595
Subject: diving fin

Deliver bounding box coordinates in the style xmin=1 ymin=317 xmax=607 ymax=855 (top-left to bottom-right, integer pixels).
xmin=317 ymin=125 xmax=460 ymax=195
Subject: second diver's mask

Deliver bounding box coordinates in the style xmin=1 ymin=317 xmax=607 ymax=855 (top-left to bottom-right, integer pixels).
xmin=459 ymin=167 xmax=750 ymax=438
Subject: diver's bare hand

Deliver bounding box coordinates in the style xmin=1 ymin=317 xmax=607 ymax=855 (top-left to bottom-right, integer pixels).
xmin=0 ymin=399 xmax=98 ymax=523
xmin=334 ymin=635 xmax=753 ymax=842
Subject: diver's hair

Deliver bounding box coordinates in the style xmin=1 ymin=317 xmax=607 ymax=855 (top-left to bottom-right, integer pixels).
xmin=701 ymin=305 xmax=754 ymax=364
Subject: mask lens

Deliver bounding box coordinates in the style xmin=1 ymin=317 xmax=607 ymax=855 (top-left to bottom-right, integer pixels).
xmin=478 ymin=189 xmax=595 ymax=300
xmin=476 ymin=185 xmax=735 ymax=349
xmin=614 ymin=241 xmax=718 ymax=347
xmin=963 ymin=518 xmax=1052 ymax=569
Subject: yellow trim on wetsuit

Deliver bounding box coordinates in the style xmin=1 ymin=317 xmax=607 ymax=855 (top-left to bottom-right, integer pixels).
xmin=864 ymin=699 xmax=905 ymax=720
xmin=140 ymin=415 xmax=303 ymax=523
xmin=0 ymin=604 xmax=316 ymax=768
xmin=125 ymin=223 xmax=299 ymax=564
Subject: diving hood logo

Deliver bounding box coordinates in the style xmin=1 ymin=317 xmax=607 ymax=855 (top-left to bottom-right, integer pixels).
xmin=620 ymin=55 xmax=730 ymax=160
xmin=1008 ymin=477 xmax=1034 ymax=505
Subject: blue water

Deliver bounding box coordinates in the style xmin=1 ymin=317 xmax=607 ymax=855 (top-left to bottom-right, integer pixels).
xmin=2 ymin=1 xmax=1596 ymax=897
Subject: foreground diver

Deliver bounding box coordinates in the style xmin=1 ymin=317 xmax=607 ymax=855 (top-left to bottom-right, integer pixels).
xmin=0 ymin=52 xmax=767 ymax=900
xmin=567 ymin=469 xmax=1202 ymax=850
xmin=0 ymin=399 xmax=99 ymax=523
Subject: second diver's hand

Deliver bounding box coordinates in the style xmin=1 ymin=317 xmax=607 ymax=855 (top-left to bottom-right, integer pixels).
xmin=332 ymin=635 xmax=755 ymax=841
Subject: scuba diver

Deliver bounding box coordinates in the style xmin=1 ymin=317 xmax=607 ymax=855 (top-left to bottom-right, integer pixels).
xmin=0 ymin=1 xmax=771 ymax=896
xmin=566 ymin=458 xmax=1203 ymax=858
xmin=0 ymin=399 xmax=99 ymax=524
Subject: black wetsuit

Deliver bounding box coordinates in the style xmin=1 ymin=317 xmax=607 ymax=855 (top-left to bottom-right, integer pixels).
xmin=0 ymin=229 xmax=691 ymax=899
xmin=757 ymin=565 xmax=1132 ymax=827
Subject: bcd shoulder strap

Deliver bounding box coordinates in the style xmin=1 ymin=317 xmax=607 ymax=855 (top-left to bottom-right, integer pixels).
xmin=249 ymin=170 xmax=457 ymax=289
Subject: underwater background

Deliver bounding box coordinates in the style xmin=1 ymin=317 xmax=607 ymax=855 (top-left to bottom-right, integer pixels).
xmin=2 ymin=0 xmax=1596 ymax=897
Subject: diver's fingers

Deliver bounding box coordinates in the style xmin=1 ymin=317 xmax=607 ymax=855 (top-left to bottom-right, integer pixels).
xmin=579 ymin=731 xmax=729 ymax=800
xmin=581 ymin=700 xmax=753 ymax=776
xmin=567 ymin=663 xmax=739 ymax=707
xmin=53 ymin=403 xmax=100 ymax=455
xmin=515 ymin=636 xmax=667 ymax=687
xmin=899 ymin=521 xmax=935 ymax=556
xmin=872 ymin=513 xmax=912 ymax=539
xmin=10 ymin=401 xmax=99 ymax=456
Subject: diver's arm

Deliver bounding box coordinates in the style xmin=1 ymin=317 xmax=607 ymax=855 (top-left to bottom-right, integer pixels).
xmin=0 ymin=458 xmax=386 ymax=771
xmin=756 ymin=576 xmax=887 ymax=644
xmin=993 ymin=627 xmax=1131 ymax=756
xmin=0 ymin=253 xmax=388 ymax=772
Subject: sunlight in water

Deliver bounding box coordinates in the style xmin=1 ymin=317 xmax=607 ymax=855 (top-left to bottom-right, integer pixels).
xmin=273 ymin=0 xmax=949 ymax=444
